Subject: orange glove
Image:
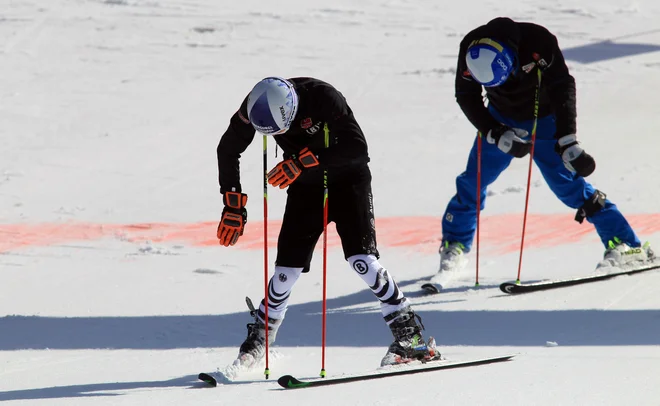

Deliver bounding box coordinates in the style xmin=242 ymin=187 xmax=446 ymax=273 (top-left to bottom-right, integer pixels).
xmin=267 ymin=147 xmax=319 ymax=189
xmin=217 ymin=191 xmax=248 ymax=247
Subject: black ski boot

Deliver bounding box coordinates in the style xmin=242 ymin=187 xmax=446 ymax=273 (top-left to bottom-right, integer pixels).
xmin=380 ymin=307 xmax=439 ymax=366
xmin=236 ymin=297 xmax=281 ymax=367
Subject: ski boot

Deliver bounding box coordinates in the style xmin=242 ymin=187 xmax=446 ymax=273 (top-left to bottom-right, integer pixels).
xmin=236 ymin=297 xmax=281 ymax=368
xmin=597 ymin=238 xmax=654 ymax=270
xmin=381 ymin=308 xmax=440 ymax=366
xmin=439 ymin=241 xmax=468 ymax=272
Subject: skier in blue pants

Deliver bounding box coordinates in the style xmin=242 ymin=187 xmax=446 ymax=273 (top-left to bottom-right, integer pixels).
xmin=439 ymin=17 xmax=653 ymax=272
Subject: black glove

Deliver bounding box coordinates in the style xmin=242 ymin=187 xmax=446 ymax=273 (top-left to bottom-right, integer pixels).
xmin=555 ymin=134 xmax=595 ymax=177
xmin=217 ymin=192 xmax=248 ymax=247
xmin=486 ymin=125 xmax=532 ymax=158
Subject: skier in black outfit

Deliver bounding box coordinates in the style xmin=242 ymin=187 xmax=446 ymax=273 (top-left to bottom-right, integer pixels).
xmin=216 ymin=77 xmax=437 ymax=367
xmin=438 ymin=17 xmax=653 ymax=273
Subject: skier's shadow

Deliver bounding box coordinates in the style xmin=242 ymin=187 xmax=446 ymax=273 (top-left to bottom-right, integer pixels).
xmin=2 ymin=274 xmax=660 ymax=352
xmin=2 ymin=275 xmax=660 ymax=401
xmin=0 ymin=375 xmax=199 ymax=402
xmin=562 ymin=29 xmax=660 ymax=64
xmin=0 ymin=374 xmax=278 ymax=402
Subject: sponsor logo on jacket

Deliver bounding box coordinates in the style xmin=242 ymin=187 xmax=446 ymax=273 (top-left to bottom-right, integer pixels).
xmin=301 ymin=117 xmax=313 ymax=129
xmin=306 ymin=122 xmax=322 ymax=135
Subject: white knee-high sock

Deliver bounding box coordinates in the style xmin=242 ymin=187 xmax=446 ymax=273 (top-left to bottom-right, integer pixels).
xmin=257 ymin=266 xmax=303 ymax=322
xmin=348 ymin=254 xmax=410 ymax=322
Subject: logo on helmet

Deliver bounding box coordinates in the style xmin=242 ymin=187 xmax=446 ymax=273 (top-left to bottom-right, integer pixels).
xmin=253 ymin=124 xmax=274 ymax=133
xmin=279 ymin=106 xmax=286 ymax=121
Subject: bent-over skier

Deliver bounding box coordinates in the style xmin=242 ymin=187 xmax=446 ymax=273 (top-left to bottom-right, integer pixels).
xmin=437 ymin=17 xmax=654 ymax=273
xmin=216 ymin=77 xmax=438 ymax=367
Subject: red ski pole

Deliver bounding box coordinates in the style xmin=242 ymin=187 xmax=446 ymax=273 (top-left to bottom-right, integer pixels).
xmin=516 ymin=69 xmax=542 ymax=284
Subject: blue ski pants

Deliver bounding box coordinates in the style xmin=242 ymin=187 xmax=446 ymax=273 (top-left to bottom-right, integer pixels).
xmin=441 ymin=107 xmax=640 ymax=251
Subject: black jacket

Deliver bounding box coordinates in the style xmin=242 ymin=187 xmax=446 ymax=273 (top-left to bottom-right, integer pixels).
xmin=217 ymin=78 xmax=369 ymax=194
xmin=455 ymin=18 xmax=577 ymax=139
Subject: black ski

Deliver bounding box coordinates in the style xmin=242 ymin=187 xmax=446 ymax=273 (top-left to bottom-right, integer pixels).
xmin=277 ymin=354 xmax=515 ymax=389
xmin=500 ymin=263 xmax=660 ymax=294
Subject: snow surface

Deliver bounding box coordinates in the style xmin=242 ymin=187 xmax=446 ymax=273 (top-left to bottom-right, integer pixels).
xmin=2 ymin=0 xmax=660 ymax=405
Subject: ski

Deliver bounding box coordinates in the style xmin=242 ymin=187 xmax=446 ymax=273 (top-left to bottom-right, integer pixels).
xmin=500 ymin=263 xmax=660 ymax=294
xmin=277 ymin=354 xmax=515 ymax=389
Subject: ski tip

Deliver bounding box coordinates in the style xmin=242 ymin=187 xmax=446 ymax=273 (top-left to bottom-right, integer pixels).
xmin=277 ymin=375 xmax=295 ymax=388
xmin=198 ymin=372 xmax=218 ymax=387
xmin=421 ymin=283 xmax=441 ymax=294
xmin=277 ymin=374 xmax=307 ymax=389
xmin=499 ymin=283 xmax=518 ymax=294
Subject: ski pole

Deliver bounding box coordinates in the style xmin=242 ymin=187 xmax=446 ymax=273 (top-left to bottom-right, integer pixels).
xmin=320 ymin=168 xmax=328 ymax=378
xmin=475 ymin=132 xmax=482 ymax=287
xmin=320 ymin=123 xmax=330 ymax=378
xmin=516 ymin=69 xmax=542 ymax=284
xmin=263 ymin=134 xmax=270 ymax=379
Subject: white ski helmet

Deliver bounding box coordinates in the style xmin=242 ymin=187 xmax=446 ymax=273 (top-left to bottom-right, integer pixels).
xmin=247 ymin=77 xmax=299 ymax=135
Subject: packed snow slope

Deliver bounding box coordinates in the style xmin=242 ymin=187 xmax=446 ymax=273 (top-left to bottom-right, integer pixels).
xmin=1 ymin=0 xmax=660 ymax=405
